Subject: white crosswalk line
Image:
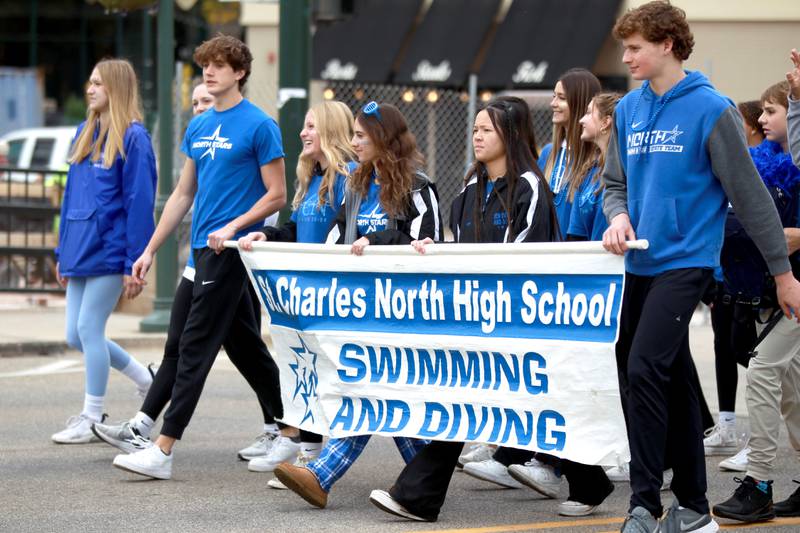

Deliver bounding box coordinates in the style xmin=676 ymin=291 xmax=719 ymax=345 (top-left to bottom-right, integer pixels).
xmin=0 ymin=359 xmax=82 ymax=379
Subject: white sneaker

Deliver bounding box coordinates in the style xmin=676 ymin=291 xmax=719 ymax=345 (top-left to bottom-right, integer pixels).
xmin=92 ymin=420 xmax=152 ymax=454
xmin=237 ymin=430 xmax=279 ymax=461
xmin=558 ymin=500 xmax=598 ymax=517
xmin=606 ymin=462 xmax=630 ymax=482
xmin=457 ymin=443 xmax=497 ymax=467
xmin=248 ymin=435 xmax=300 ymax=473
xmin=369 ymin=489 xmax=433 ymax=522
xmin=703 ymin=424 xmax=740 ymax=455
xmin=719 ymin=447 xmax=750 ymax=472
xmin=51 ymin=414 xmax=100 ymax=444
xmin=507 ymin=459 xmax=562 ymax=498
xmin=113 ymin=445 xmax=172 ymax=480
xmin=268 ymin=449 xmax=320 ymax=489
xmin=462 ymin=458 xmax=524 ymax=489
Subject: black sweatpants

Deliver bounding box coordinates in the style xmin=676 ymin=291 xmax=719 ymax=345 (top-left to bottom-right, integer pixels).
xmin=140 ymin=276 xmax=276 ymax=425
xmin=617 ymin=268 xmax=713 ymax=518
xmin=160 ymin=247 xmax=283 ymax=439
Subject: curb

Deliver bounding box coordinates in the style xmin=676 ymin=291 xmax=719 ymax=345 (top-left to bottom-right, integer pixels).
xmin=0 ymin=335 xmax=167 ymax=358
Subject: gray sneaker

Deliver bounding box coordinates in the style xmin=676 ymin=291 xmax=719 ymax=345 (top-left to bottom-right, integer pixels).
xmin=658 ymin=501 xmax=718 ymax=533
xmin=620 ymin=506 xmax=658 ymax=533
xmin=92 ymin=421 xmax=152 ymax=454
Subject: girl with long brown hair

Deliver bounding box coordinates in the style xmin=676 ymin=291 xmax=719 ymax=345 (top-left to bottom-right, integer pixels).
xmin=273 ymin=101 xmax=442 ymax=509
xmin=540 ymin=68 xmax=601 ymax=239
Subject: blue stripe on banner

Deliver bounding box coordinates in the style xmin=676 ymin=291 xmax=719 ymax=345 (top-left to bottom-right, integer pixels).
xmin=252 ymin=270 xmax=622 ymax=342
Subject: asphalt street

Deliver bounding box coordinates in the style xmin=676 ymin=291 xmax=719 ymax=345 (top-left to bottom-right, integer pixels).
xmin=2 ymin=323 xmax=800 ymax=533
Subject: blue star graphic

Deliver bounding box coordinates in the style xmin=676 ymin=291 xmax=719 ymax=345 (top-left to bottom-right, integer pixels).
xmin=289 ymin=334 xmax=319 ymax=424
xmin=199 ymin=124 xmax=229 ymax=160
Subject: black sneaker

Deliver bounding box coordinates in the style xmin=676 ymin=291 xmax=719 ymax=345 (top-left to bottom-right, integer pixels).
xmin=712 ymin=476 xmax=775 ymax=523
xmin=775 ymin=480 xmax=800 ymax=517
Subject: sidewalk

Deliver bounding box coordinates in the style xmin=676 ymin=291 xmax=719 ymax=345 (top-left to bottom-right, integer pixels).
xmin=0 ymin=296 xmax=166 ymax=357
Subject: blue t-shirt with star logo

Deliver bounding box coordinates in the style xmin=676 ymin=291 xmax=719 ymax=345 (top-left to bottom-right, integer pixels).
xmin=356 ymin=176 xmax=388 ymax=237
xmin=181 ymin=98 xmax=284 ymax=249
xmin=290 ymin=163 xmax=352 ymax=243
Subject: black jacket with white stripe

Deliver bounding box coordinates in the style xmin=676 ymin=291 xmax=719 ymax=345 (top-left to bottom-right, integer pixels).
xmin=326 ymin=172 xmax=443 ymax=245
xmin=451 ymin=170 xmax=556 ymax=244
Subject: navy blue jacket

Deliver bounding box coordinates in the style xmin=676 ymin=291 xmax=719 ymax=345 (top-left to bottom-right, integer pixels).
xmin=56 ymin=122 xmax=156 ymax=276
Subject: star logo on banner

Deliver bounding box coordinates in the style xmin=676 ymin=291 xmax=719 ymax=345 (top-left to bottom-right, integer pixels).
xmin=289 ymin=334 xmax=319 ymax=424
xmin=199 ymin=125 xmax=229 ymax=160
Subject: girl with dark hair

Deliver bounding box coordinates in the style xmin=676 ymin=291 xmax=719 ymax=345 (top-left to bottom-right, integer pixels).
xmin=367 ymin=96 xmax=558 ymax=523
xmin=540 ymin=68 xmax=602 ymax=239
xmin=273 ymin=101 xmax=442 ymax=510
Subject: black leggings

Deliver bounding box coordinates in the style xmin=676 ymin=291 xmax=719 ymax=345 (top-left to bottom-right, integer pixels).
xmin=709 ymin=290 xmax=755 ymax=413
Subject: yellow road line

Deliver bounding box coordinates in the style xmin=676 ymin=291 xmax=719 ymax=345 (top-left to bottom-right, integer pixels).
xmin=409 ymin=516 xmax=800 ymax=533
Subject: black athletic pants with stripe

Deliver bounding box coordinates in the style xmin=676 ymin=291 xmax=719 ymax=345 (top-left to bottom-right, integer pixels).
xmin=159 ymin=247 xmax=283 ymax=440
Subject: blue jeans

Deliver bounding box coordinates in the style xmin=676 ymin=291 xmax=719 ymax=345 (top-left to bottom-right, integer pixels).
xmin=65 ymin=275 xmax=133 ymax=396
xmin=307 ymin=435 xmax=428 ymax=492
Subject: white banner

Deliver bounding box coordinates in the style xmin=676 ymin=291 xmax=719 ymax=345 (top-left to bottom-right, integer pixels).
xmin=233 ymin=241 xmax=634 ymax=467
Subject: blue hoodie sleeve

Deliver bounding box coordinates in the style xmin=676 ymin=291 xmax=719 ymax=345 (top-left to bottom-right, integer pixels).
xmin=55 ymin=124 xmax=85 ymax=261
xmin=121 ymin=128 xmax=157 ymax=274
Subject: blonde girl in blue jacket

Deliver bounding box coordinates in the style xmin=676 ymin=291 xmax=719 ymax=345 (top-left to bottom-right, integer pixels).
xmin=52 ymin=59 xmax=157 ymax=444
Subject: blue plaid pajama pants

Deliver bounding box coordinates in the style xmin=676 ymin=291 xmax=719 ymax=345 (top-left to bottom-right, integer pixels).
xmin=307 ymin=435 xmax=428 ymax=492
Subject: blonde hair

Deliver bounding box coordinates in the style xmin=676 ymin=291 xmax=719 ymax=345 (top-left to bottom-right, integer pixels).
xmin=575 ymin=92 xmax=622 ymax=191
xmin=293 ymin=101 xmax=356 ymax=210
xmin=69 ymin=59 xmax=143 ymax=168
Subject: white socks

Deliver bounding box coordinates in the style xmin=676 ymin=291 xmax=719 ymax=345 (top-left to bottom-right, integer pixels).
xmin=719 ymin=411 xmax=736 ymax=427
xmin=82 ymin=394 xmax=104 ymax=422
xmin=132 ymin=411 xmax=155 ymax=438
xmin=121 ymin=359 xmax=153 ymax=392
xmin=264 ymin=423 xmax=279 ymax=434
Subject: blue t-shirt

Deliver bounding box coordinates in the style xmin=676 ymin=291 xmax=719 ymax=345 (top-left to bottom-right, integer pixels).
xmin=181 ymin=99 xmax=284 ymax=249
xmin=567 ymin=167 xmax=608 ymax=241
xmin=539 ymin=142 xmax=570 ymax=239
xmin=356 ymin=176 xmax=388 ymax=237
xmin=290 ymin=164 xmax=351 ymax=243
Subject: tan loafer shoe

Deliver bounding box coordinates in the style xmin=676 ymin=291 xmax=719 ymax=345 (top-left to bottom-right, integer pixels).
xmin=274 ymin=463 xmax=328 ymax=508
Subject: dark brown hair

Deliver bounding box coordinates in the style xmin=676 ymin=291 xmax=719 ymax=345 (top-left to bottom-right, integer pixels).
xmin=193 ymin=34 xmax=253 ymax=90
xmin=467 ymin=96 xmax=559 ymax=242
xmin=350 ymin=103 xmax=424 ymax=218
xmin=613 ymin=1 xmax=694 ymax=61
xmin=737 ymin=100 xmax=765 ymax=138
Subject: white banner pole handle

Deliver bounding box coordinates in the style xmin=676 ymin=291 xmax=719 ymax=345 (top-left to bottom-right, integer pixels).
xmin=223 ymin=239 xmax=650 ymax=252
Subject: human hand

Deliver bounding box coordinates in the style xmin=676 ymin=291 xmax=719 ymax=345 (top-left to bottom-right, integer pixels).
xmin=208 ymin=224 xmax=236 ymax=254
xmin=787 ymin=48 xmax=800 ymax=100
xmin=775 ymin=270 xmax=800 ymax=322
xmin=602 ymin=213 xmax=636 ymax=255
xmin=238 ymin=232 xmax=266 ymax=251
xmin=131 ymin=249 xmax=153 ymax=285
xmin=56 ymin=262 xmax=68 ymax=287
xmin=411 ymin=237 xmax=434 ymax=254
xmin=351 ymin=236 xmax=371 ymax=256
xmin=123 ymin=275 xmax=142 ymax=299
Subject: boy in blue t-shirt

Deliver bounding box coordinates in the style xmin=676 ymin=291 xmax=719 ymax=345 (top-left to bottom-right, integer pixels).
xmin=603 ymin=4 xmax=800 ymax=533
xmin=112 ymin=35 xmax=287 ymax=480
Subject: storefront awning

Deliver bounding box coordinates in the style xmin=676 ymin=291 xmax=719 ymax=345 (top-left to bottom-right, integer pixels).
xmin=393 ymin=0 xmax=501 ymax=87
xmin=312 ymin=0 xmax=423 ymax=84
xmin=477 ymin=0 xmax=622 ymax=88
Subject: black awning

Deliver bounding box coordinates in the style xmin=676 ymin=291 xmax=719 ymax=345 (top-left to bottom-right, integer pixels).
xmin=393 ymin=0 xmax=501 ymax=87
xmin=312 ymin=0 xmax=423 ymax=84
xmin=477 ymin=0 xmax=622 ymax=88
